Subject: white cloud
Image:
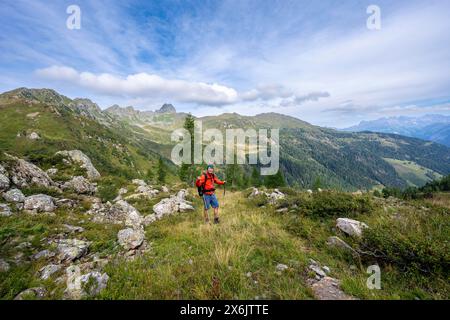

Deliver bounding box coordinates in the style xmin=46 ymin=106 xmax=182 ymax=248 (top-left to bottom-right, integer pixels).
xmin=36 ymin=65 xmax=239 ymax=106
xmin=36 ymin=65 xmax=330 ymax=108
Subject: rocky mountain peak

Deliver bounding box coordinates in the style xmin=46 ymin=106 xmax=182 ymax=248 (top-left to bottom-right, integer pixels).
xmin=0 ymin=87 xmax=71 ymax=106
xmin=156 ymin=103 xmax=176 ymax=114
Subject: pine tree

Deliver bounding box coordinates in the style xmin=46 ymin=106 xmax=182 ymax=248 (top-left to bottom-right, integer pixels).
xmin=313 ymin=176 xmax=322 ymax=191
xmin=264 ymin=169 xmax=286 ymax=188
xmin=157 ymin=157 xmax=167 ymax=183
xmin=179 ymin=114 xmax=195 ymax=184
xmin=146 ymin=168 xmax=154 ymax=183
xmin=251 ymin=166 xmax=261 ymax=187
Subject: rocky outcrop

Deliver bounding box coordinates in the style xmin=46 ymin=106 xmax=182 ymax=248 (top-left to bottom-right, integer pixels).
xmin=309 ymin=277 xmax=355 ymax=300
xmin=117 ymin=228 xmax=145 ymax=250
xmin=56 ymin=150 xmax=100 ymax=180
xmin=62 ymin=176 xmax=97 ymax=194
xmin=56 ymin=239 xmax=90 ymax=262
xmin=151 ymin=189 xmax=194 ymax=220
xmin=7 ymin=155 xmax=55 ymax=188
xmin=248 ymin=187 xmax=285 ymax=204
xmin=14 ymin=287 xmax=47 ymax=300
xmin=39 ymin=264 xmax=61 ymax=280
xmin=0 ymin=203 xmax=12 ymax=216
xmin=308 ymin=259 xmax=329 ymax=279
xmin=132 ymin=179 xmax=147 ymax=187
xmin=65 ymin=265 xmax=109 ymax=299
xmin=125 ymin=185 xmax=159 ymax=200
xmin=32 ymin=249 xmax=56 ymax=260
xmin=114 ymin=200 xmax=143 ymax=228
xmin=46 ymin=168 xmax=58 ymax=176
xmin=24 ymin=194 xmax=56 ymax=213
xmin=3 ymin=188 xmax=25 ymax=203
xmin=89 ymin=199 xmax=143 ymax=228
xmin=0 ymin=172 xmax=10 ymax=192
xmin=5 ymin=154 xmax=55 ymax=188
xmin=336 ymin=218 xmax=368 ymax=238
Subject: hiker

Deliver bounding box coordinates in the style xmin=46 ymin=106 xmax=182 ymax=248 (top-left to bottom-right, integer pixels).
xmin=196 ymin=164 xmax=226 ymax=224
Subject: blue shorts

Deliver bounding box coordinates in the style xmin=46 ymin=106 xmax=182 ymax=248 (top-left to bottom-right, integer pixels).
xmin=203 ymin=194 xmax=219 ymax=209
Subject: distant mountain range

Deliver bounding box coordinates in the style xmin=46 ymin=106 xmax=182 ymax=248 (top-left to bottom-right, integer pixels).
xmin=1 ymin=87 xmax=449 ymax=190
xmin=343 ymin=114 xmax=450 ymax=147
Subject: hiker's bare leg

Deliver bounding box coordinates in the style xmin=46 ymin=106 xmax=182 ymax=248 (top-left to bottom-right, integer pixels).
xmin=214 ymin=207 xmax=219 ymax=219
xmin=204 ymin=209 xmax=209 ymax=222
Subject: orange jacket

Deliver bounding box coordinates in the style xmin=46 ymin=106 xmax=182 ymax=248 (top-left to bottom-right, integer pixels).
xmin=196 ymin=172 xmax=224 ymax=195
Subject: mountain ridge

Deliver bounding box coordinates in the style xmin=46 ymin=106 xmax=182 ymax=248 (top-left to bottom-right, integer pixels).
xmin=1 ymin=87 xmax=449 ymax=190
xmin=344 ymin=114 xmax=450 ymax=147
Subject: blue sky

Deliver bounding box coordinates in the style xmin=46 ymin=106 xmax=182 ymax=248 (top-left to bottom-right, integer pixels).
xmin=1 ymin=0 xmax=450 ymax=127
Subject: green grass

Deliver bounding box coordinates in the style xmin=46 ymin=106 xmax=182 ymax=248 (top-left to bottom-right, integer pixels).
xmin=384 ymin=158 xmax=442 ymax=187
xmin=1 ymin=187 xmax=449 ymax=300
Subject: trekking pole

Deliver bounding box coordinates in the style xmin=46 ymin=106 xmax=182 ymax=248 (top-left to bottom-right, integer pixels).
xmin=223 ymin=171 xmax=226 ymax=207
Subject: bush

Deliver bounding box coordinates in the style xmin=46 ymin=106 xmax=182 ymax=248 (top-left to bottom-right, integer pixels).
xmin=360 ymin=207 xmax=449 ymax=274
xmin=304 ymin=191 xmax=374 ymax=217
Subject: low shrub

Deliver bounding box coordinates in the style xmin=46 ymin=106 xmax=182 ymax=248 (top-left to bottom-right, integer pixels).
xmin=360 ymin=207 xmax=449 ymax=274
xmin=304 ymin=191 xmax=374 ymax=217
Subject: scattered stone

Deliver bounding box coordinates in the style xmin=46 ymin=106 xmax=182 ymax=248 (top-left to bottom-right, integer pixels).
xmin=132 ymin=179 xmax=147 ymax=186
xmin=0 ymin=203 xmax=12 ymax=216
xmin=267 ymin=189 xmax=285 ymax=204
xmin=55 ymin=198 xmax=78 ymax=208
xmin=39 ymin=264 xmax=61 ymax=280
xmin=46 ymin=168 xmax=58 ymax=176
xmin=65 ymin=265 xmax=109 ymax=299
xmin=125 ymin=185 xmax=159 ymax=200
xmin=0 ymin=259 xmax=10 ymax=272
xmin=309 ymin=277 xmax=355 ymax=300
xmin=276 ymin=263 xmax=289 ymax=272
xmin=3 ymin=188 xmax=25 ymax=203
xmin=336 ymin=218 xmax=369 ymax=238
xmin=32 ymin=249 xmax=56 ymax=260
xmin=14 ymin=287 xmax=47 ymax=300
xmin=56 ymin=150 xmax=100 ymax=180
xmin=276 ymin=207 xmax=288 ymax=213
xmin=322 ymin=266 xmax=331 ymax=274
xmin=27 ymin=132 xmax=41 ymax=140
xmin=326 ymin=236 xmax=360 ymax=256
xmin=248 ymin=187 xmax=285 ymax=204
xmin=0 ymin=173 xmax=10 ymax=191
xmin=117 ymin=228 xmax=145 ymax=250
xmin=62 ymin=224 xmax=85 ymax=233
xmin=161 ymin=185 xmax=169 ymax=193
xmin=56 ymin=239 xmax=89 ymax=262
xmin=26 ymin=112 xmax=40 ymax=119
xmin=24 ymin=194 xmax=56 ymax=213
xmin=309 ymin=264 xmax=327 ymax=278
xmin=62 ymin=176 xmax=97 ymax=194
xmin=307 ymin=189 xmax=313 ymax=194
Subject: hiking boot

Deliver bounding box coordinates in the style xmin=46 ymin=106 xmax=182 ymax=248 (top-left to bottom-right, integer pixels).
xmin=214 ymin=217 xmax=220 ymax=224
